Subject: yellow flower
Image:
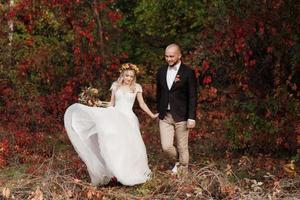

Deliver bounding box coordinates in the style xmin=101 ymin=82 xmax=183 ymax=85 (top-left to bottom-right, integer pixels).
xmin=119 ymin=63 xmax=139 ymax=74
xmin=90 ymin=88 xmax=98 ymax=95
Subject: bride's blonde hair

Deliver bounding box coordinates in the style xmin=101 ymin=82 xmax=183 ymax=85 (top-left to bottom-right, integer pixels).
xmin=114 ymin=63 xmax=139 ymax=92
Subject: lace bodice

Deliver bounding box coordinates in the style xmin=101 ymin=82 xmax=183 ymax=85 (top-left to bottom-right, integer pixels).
xmin=110 ymin=83 xmax=142 ymax=112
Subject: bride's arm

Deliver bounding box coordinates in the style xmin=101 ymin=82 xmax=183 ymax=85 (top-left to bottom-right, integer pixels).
xmin=109 ymin=90 xmax=116 ymax=107
xmin=136 ymin=92 xmax=158 ymax=119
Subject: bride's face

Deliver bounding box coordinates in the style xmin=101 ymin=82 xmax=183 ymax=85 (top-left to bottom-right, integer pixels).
xmin=123 ymin=70 xmax=135 ymax=85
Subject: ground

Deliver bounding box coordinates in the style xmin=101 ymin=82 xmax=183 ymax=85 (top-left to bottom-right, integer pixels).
xmin=1 ymin=120 xmax=299 ymax=199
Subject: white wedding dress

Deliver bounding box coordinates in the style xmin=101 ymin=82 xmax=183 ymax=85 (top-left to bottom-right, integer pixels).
xmin=64 ymin=83 xmax=151 ymax=186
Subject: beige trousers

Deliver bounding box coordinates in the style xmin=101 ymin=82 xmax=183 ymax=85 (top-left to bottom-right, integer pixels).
xmin=159 ymin=112 xmax=189 ymax=166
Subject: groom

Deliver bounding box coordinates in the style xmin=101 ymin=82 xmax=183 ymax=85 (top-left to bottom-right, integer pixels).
xmin=156 ymin=43 xmax=197 ymax=175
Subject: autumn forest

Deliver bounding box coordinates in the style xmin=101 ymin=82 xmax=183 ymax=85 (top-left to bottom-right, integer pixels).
xmin=0 ymin=0 xmax=299 ymax=199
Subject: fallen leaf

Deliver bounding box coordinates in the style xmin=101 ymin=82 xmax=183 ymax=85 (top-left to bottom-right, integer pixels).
xmin=225 ymin=164 xmax=233 ymax=176
xmin=283 ymin=160 xmax=296 ymax=176
xmin=29 ymin=187 xmax=43 ymax=200
xmin=2 ymin=187 xmax=11 ymax=198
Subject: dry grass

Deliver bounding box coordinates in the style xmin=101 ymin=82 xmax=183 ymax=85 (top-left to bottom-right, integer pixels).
xmin=1 ymin=154 xmax=299 ymax=200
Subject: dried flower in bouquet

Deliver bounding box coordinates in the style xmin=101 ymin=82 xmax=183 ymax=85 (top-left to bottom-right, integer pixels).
xmin=78 ymin=86 xmax=110 ymax=107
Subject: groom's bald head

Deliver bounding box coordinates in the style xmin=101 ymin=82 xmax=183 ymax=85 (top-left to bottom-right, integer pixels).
xmin=166 ymin=43 xmax=181 ymax=55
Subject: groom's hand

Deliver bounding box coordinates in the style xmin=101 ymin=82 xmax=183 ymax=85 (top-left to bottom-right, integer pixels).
xmin=187 ymin=119 xmax=195 ymax=129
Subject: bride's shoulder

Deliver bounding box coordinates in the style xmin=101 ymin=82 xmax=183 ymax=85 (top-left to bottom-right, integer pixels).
xmin=110 ymin=81 xmax=120 ymax=91
xmin=135 ymin=83 xmax=143 ymax=93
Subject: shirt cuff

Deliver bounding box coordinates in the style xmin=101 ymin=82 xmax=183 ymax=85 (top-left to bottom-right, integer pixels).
xmin=188 ymin=119 xmax=195 ymax=123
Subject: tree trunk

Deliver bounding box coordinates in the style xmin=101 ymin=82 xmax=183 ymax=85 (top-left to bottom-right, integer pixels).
xmin=8 ymin=0 xmax=14 ymax=66
xmin=89 ymin=0 xmax=105 ymax=60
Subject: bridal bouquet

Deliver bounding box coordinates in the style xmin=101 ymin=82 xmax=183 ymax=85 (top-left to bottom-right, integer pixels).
xmin=78 ymin=86 xmax=110 ymax=107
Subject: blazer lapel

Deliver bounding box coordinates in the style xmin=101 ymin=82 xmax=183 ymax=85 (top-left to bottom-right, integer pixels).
xmin=170 ymin=64 xmax=184 ymax=91
xmin=162 ymin=66 xmax=169 ymax=90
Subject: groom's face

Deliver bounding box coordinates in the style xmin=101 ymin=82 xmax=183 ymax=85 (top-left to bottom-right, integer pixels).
xmin=165 ymin=47 xmax=181 ymax=67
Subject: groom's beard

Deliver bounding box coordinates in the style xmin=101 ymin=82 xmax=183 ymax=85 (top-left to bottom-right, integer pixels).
xmin=169 ymin=60 xmax=180 ymax=67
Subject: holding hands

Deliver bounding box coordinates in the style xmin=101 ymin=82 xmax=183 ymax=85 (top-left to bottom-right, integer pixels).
xmin=151 ymin=113 xmax=159 ymax=119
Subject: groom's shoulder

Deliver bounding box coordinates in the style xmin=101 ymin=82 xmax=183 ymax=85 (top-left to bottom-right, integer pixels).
xmin=181 ymin=63 xmax=190 ymax=68
xmin=181 ymin=63 xmax=194 ymax=73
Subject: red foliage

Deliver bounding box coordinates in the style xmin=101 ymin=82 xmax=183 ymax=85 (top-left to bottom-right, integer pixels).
xmin=14 ymin=131 xmax=34 ymax=148
xmin=203 ymin=76 xmax=212 ymax=85
xmin=0 ymin=0 xmax=124 ymax=167
xmin=97 ymin=2 xmax=107 ymax=11
xmin=0 ymin=139 xmax=9 ymax=168
xmin=0 ymin=139 xmax=9 ymax=157
xmin=24 ymin=38 xmax=34 ymax=46
xmin=186 ymin=0 xmax=299 ymax=152
xmin=202 ymin=60 xmax=209 ymax=72
xmin=107 ymin=10 xmax=122 ymax=24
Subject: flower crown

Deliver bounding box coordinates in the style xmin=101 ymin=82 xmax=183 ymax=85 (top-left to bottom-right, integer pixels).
xmin=119 ymin=63 xmax=140 ymax=74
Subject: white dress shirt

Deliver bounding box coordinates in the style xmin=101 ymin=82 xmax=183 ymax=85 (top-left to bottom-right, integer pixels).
xmin=166 ymin=62 xmax=181 ymax=110
xmin=167 ymin=62 xmax=181 ymax=90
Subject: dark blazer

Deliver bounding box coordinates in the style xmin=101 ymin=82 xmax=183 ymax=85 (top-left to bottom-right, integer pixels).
xmin=156 ymin=63 xmax=197 ymax=122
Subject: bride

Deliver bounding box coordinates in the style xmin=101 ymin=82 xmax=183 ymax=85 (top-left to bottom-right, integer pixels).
xmin=64 ymin=63 xmax=158 ymax=186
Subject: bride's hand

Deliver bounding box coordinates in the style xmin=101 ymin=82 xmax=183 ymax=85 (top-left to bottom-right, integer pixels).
xmin=151 ymin=113 xmax=159 ymax=119
xmin=94 ymin=100 xmax=102 ymax=107
xmin=103 ymin=101 xmax=112 ymax=107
